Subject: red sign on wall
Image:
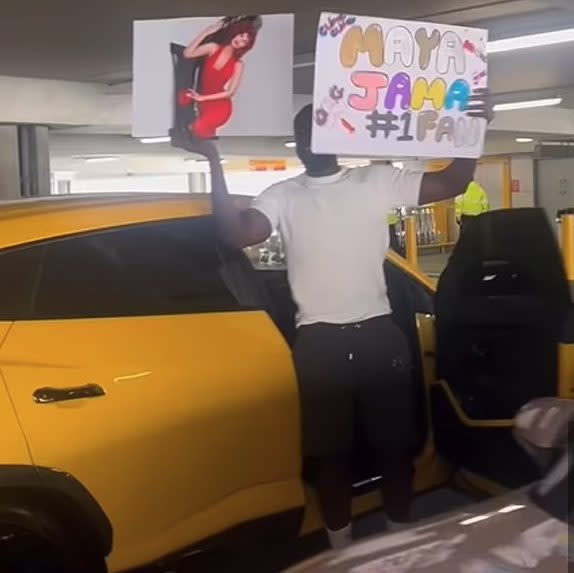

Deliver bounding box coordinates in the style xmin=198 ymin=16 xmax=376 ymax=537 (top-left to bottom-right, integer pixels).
xmin=249 ymin=159 xmax=287 ymax=172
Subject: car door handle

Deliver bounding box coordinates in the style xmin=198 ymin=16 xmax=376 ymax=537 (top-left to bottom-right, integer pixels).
xmin=33 ymin=384 xmax=106 ymax=404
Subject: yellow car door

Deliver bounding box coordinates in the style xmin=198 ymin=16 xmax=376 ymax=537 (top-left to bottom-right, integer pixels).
xmin=0 ymin=321 xmax=31 ymax=467
xmin=0 ymin=217 xmax=303 ymax=572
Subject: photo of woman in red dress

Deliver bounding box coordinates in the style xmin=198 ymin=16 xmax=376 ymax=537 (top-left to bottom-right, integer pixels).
xmin=180 ymin=16 xmax=262 ymax=139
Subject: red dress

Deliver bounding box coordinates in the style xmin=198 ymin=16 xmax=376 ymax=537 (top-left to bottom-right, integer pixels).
xmin=192 ymin=46 xmax=237 ymax=138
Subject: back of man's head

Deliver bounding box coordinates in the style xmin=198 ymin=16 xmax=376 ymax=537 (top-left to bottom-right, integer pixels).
xmin=293 ymin=104 xmax=338 ymax=176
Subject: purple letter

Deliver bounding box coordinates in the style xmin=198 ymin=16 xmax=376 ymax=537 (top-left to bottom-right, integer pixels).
xmin=384 ymin=72 xmax=411 ymax=111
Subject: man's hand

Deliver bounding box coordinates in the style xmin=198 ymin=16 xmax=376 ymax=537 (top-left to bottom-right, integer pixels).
xmin=419 ymin=89 xmax=494 ymax=205
xmin=466 ymin=88 xmax=495 ymax=124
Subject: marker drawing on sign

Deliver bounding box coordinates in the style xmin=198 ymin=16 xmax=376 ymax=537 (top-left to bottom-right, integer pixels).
xmin=463 ymin=39 xmax=487 ymax=63
xmin=473 ymin=70 xmax=487 ymax=85
xmin=319 ymin=13 xmax=357 ymax=38
xmin=312 ymin=12 xmax=488 ymax=158
xmin=340 ymin=118 xmax=356 ymax=133
xmin=314 ymin=85 xmax=346 ymax=127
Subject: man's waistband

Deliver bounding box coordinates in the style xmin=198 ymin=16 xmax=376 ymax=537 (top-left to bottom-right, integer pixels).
xmin=297 ymin=313 xmax=393 ymax=332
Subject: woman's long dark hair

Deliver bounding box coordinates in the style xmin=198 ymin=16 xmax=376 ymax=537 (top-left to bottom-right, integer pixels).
xmin=204 ymin=15 xmax=262 ymax=59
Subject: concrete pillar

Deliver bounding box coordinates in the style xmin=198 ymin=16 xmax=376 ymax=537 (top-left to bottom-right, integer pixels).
xmin=55 ymin=179 xmax=71 ymax=195
xmin=18 ymin=125 xmax=50 ymax=197
xmin=187 ymin=172 xmax=207 ymax=194
xmin=0 ymin=126 xmax=21 ymax=200
xmin=0 ymin=124 xmax=50 ymax=200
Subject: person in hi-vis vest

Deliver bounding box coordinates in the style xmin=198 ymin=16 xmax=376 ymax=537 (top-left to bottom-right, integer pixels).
xmin=455 ymin=181 xmax=489 ymax=228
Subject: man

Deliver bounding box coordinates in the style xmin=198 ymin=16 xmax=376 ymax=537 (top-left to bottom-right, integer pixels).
xmin=180 ymin=89 xmax=493 ymax=549
xmin=455 ymin=180 xmax=489 ymax=228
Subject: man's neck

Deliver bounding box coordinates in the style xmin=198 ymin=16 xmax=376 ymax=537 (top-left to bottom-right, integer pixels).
xmin=305 ymin=164 xmax=341 ymax=178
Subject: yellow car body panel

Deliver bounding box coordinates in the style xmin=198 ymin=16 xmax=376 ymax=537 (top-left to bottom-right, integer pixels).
xmin=0 ymin=322 xmax=31 ymax=466
xmin=0 ymin=195 xmax=303 ymax=571
xmin=2 ymin=312 xmax=302 ymax=572
xmin=558 ymin=343 xmax=574 ymax=399
xmin=0 ymin=194 xmax=254 ymax=250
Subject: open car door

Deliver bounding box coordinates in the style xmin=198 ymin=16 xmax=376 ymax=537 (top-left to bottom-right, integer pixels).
xmin=428 ymin=208 xmax=571 ymax=491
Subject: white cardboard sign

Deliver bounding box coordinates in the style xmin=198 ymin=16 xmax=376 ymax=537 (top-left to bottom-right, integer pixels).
xmin=312 ymin=13 xmax=488 ymax=159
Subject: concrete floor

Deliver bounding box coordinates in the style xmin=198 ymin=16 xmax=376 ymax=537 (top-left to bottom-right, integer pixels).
xmin=148 ymin=488 xmax=474 ymax=573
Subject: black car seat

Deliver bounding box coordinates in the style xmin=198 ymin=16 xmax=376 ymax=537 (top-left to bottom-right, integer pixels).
xmin=435 ymin=208 xmax=570 ymax=420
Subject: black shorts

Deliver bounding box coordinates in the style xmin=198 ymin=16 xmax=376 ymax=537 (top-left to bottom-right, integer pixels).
xmin=293 ymin=315 xmax=415 ymax=458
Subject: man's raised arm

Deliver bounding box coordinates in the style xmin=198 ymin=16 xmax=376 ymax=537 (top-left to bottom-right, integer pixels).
xmin=185 ymin=140 xmax=272 ymax=249
xmin=419 ymin=159 xmax=476 ymax=205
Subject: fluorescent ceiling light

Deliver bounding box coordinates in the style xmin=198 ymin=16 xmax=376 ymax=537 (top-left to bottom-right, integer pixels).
xmin=493 ymin=97 xmax=562 ymax=112
xmin=497 ymin=504 xmax=526 ymax=514
xmin=284 ymin=141 xmax=296 ymax=148
xmin=459 ymin=514 xmax=492 ymax=526
xmin=515 ymin=137 xmax=534 ymax=143
xmin=84 ymin=156 xmax=120 ymax=164
xmin=189 ymin=158 xmax=227 ymax=164
xmin=540 ymin=140 xmax=574 ymax=146
xmin=392 ymin=161 xmax=405 ymax=169
xmin=139 ymin=136 xmax=171 ymax=144
xmin=488 ymin=28 xmax=574 ymax=54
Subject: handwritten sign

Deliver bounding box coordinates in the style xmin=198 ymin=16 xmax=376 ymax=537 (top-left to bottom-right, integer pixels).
xmin=312 ymin=13 xmax=488 ymax=159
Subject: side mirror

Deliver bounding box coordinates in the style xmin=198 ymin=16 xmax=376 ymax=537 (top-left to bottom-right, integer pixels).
xmin=514 ymin=398 xmax=574 ymax=471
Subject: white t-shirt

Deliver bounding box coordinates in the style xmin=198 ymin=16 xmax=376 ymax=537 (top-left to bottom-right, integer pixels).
xmin=253 ymin=164 xmax=424 ymax=326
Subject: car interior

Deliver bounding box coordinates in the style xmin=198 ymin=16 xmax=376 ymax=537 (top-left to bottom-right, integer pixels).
xmin=433 ymin=208 xmax=570 ymax=488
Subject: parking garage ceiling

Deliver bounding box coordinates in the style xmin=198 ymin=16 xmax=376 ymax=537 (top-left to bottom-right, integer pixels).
xmin=3 ymin=0 xmax=573 ymax=172
xmin=1 ymin=0 xmax=573 ymax=101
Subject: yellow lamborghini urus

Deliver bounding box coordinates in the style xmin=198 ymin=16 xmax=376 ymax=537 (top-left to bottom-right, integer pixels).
xmin=0 ymin=195 xmax=570 ymax=572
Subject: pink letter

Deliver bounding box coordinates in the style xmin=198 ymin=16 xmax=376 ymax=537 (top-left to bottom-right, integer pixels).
xmin=348 ymin=71 xmax=388 ymax=112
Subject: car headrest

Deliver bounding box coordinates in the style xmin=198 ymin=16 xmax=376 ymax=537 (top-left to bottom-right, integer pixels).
xmin=436 ymin=209 xmax=570 ymax=324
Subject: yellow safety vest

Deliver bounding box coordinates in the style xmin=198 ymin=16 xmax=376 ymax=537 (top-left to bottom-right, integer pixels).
xmin=455 ymin=181 xmax=489 ymax=219
xmin=387 ymin=212 xmax=400 ymax=225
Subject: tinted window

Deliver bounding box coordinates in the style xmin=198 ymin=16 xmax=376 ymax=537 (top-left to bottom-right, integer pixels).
xmin=0 ymin=245 xmax=44 ymax=320
xmin=1 ymin=217 xmax=244 ymax=320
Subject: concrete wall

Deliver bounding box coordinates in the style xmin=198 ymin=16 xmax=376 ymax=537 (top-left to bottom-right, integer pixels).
xmin=536 ymin=158 xmax=574 ymax=234
xmin=474 ymin=162 xmax=504 ymax=210
xmin=70 ymin=168 xmax=305 ymax=197
xmin=510 ymin=157 xmax=535 ymax=209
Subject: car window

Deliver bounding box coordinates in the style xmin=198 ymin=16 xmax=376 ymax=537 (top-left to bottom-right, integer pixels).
xmin=0 ymin=244 xmax=45 ymax=320
xmin=0 ymin=217 xmax=245 ymax=321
